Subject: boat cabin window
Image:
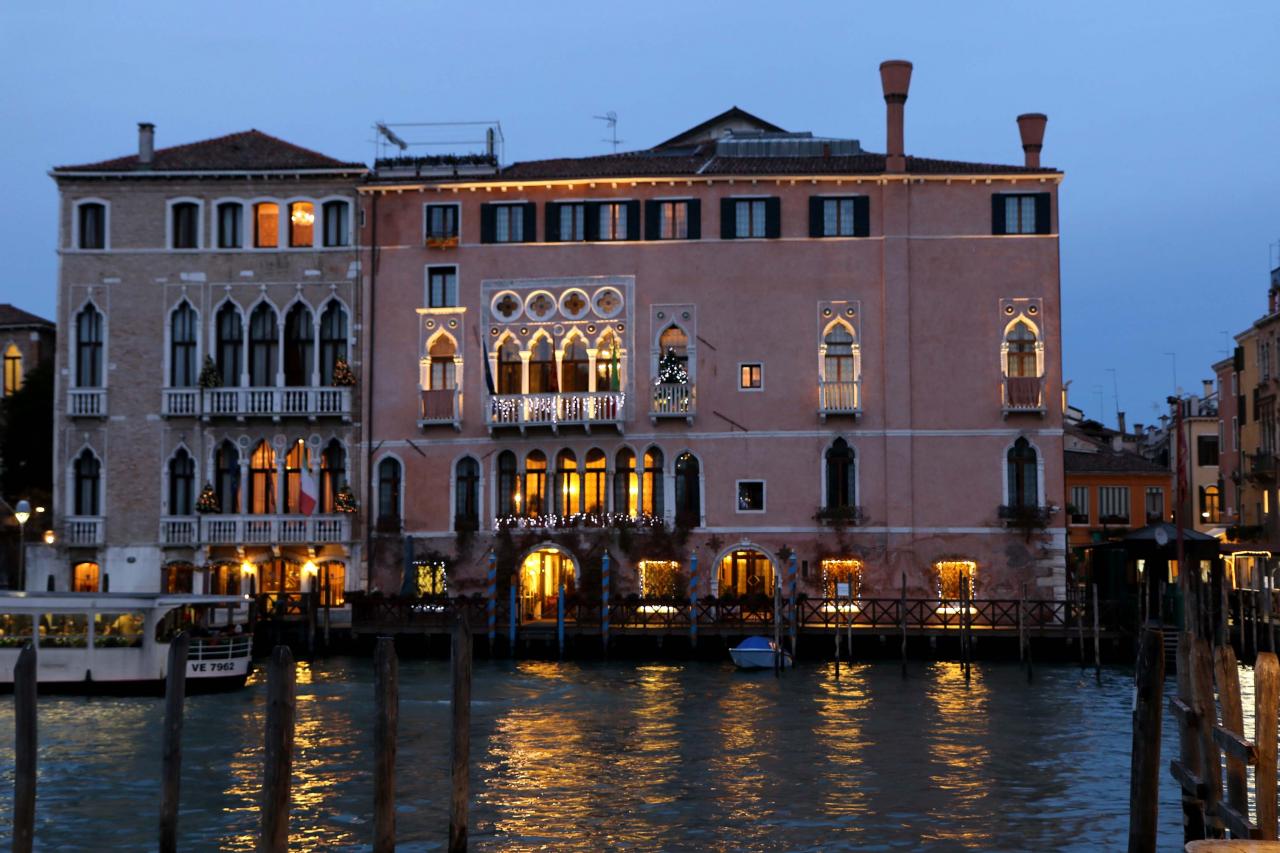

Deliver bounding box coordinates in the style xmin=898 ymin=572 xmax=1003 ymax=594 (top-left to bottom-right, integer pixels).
xmin=0 ymin=613 xmax=33 ymax=647
xmin=94 ymin=612 xmax=144 ymax=648
xmin=39 ymin=613 xmax=88 ymax=648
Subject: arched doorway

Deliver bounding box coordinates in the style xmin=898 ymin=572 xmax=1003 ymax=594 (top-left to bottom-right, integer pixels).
xmin=519 ymin=546 xmax=578 ymax=621
xmin=717 ymin=547 xmax=775 ymax=598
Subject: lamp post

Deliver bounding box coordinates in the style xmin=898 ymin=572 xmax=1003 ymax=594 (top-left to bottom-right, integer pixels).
xmin=14 ymin=500 xmax=30 ymax=591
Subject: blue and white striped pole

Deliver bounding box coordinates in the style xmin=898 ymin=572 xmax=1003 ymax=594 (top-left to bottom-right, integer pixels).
xmin=557 ymin=582 xmax=566 ymax=658
xmin=486 ymin=551 xmax=497 ymax=649
xmin=688 ymin=552 xmax=698 ymax=649
xmin=601 ymin=551 xmax=611 ymax=654
xmin=508 ymin=582 xmax=518 ymax=653
xmin=788 ymin=551 xmax=798 ymax=655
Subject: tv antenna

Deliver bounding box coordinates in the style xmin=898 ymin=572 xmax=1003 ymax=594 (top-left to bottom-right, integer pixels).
xmin=594 ymin=111 xmax=623 ymax=153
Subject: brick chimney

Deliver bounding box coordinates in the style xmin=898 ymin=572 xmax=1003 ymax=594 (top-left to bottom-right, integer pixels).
xmin=1016 ymin=113 xmax=1047 ymax=168
xmin=138 ymin=122 xmax=155 ymax=166
xmin=1117 ymin=411 xmax=1127 ymax=435
xmin=879 ymin=60 xmax=912 ymax=173
xmin=1203 ymin=379 xmax=1214 ymax=399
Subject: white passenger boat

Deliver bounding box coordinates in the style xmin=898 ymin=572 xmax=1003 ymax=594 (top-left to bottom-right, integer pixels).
xmin=730 ymin=636 xmax=793 ymax=670
xmin=0 ymin=593 xmax=254 ymax=694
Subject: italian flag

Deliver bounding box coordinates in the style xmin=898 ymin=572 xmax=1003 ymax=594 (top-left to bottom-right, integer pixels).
xmin=299 ymin=467 xmax=318 ymax=516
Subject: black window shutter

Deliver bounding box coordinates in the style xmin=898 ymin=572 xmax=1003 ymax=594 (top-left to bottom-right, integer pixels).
xmin=584 ymin=202 xmax=600 ymax=241
xmin=686 ymin=199 xmax=701 ymax=240
xmin=625 ymin=200 xmax=641 ymax=240
xmin=720 ymin=198 xmax=735 ymax=239
xmin=544 ymin=202 xmax=561 ymax=242
xmin=764 ymin=197 xmax=781 ymax=238
xmin=1239 ymin=394 xmax=1247 ymax=425
xmin=521 ymin=203 xmax=536 ymax=243
xmin=479 ymin=204 xmax=496 ymax=243
xmin=644 ymin=200 xmax=661 ymax=240
xmin=809 ymin=196 xmax=824 ymax=238
xmin=991 ymin=194 xmax=1007 ymax=235
xmin=1235 ymin=346 xmax=1245 ymax=371
xmin=1034 ymin=192 xmax=1052 ymax=234
xmin=853 ymin=196 xmax=870 ymax=237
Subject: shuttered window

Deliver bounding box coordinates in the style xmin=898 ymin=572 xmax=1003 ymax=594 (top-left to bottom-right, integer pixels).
xmin=480 ymin=203 xmax=536 ymax=243
xmin=809 ymin=196 xmax=870 ymax=238
xmin=992 ymin=193 xmax=1051 ymax=235
xmin=722 ymin=197 xmax=780 ymax=239
xmin=644 ymin=199 xmax=700 ymax=240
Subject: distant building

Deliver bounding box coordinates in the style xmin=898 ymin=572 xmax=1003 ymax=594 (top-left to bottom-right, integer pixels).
xmin=0 ymin=304 xmax=54 ymax=396
xmin=1139 ymin=382 xmax=1220 ymax=536
xmin=1064 ymin=420 xmax=1172 ymax=556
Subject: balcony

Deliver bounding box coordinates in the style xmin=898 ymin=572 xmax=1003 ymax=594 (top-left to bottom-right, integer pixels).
xmin=66 ymin=516 xmax=104 ymax=547
xmin=201 ymin=387 xmax=352 ymax=422
xmin=198 ymin=514 xmax=352 ymax=546
xmin=162 ymin=388 xmax=200 ymax=417
xmin=160 ymin=516 xmax=199 ymax=546
xmin=488 ymin=391 xmax=625 ymax=433
xmin=1002 ymin=376 xmax=1045 ymax=416
xmin=420 ymin=388 xmax=461 ymax=429
xmin=1248 ymin=451 xmax=1278 ymax=481
xmin=68 ymin=389 xmax=106 ymax=418
xmin=651 ymin=383 xmax=694 ymax=423
xmin=818 ymin=380 xmax=861 ymax=420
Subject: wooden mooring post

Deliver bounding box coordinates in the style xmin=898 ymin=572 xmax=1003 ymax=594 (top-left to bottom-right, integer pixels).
xmin=1127 ymin=625 xmax=1164 ymax=853
xmin=1171 ymin=632 xmax=1206 ymax=843
xmin=1077 ymin=586 xmax=1086 ymax=668
xmin=1257 ymin=651 xmax=1280 ymax=839
xmin=261 ymin=645 xmax=296 ymax=853
xmin=899 ymin=573 xmax=907 ymax=678
xmin=1213 ymin=644 xmax=1251 ymax=836
xmin=158 ymin=632 xmax=190 ymax=853
xmin=373 ymin=637 xmax=398 ymax=853
xmin=1191 ymin=638 xmax=1224 ymax=838
xmin=959 ymin=576 xmax=971 ymax=683
xmin=1092 ymin=583 xmax=1102 ymax=685
xmin=1022 ymin=583 xmax=1033 ymax=683
xmin=13 ymin=642 xmax=36 ymax=853
xmin=450 ymin=608 xmax=473 ymax=853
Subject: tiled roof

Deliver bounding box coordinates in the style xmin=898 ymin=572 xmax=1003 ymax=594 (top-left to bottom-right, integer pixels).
xmin=54 ymin=130 xmax=366 ymax=173
xmin=0 ymin=304 xmax=52 ymax=328
xmin=1064 ymin=450 xmax=1170 ymax=475
xmin=654 ymin=106 xmax=786 ymax=149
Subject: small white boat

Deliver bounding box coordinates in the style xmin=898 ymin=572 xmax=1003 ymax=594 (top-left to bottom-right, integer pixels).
xmin=0 ymin=592 xmax=254 ymax=694
xmin=730 ymin=636 xmax=793 ymax=669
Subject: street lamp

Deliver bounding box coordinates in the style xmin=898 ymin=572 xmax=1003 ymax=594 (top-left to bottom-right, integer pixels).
xmin=14 ymin=499 xmax=30 ymax=591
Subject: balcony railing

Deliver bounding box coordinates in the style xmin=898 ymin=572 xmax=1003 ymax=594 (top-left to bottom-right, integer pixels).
xmin=818 ymin=380 xmax=861 ymax=418
xmin=160 ymin=516 xmax=199 ymax=546
xmin=651 ymin=383 xmax=694 ymax=421
xmin=162 ymin=388 xmax=200 ymax=417
xmin=1249 ymin=451 xmax=1278 ymax=480
xmin=68 ymin=389 xmax=106 ymax=418
xmin=420 ymin=388 xmax=461 ymax=428
xmin=1002 ymin=376 xmax=1045 ymax=415
xmin=199 ymin=514 xmax=351 ymax=546
xmin=487 ymin=391 xmax=624 ymax=432
xmin=201 ymin=387 xmax=352 ymax=421
xmin=67 ymin=516 xmax=104 ymax=546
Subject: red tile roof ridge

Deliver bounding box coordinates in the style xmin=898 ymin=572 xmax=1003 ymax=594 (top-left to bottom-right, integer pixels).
xmin=54 ymin=129 xmax=366 ymax=173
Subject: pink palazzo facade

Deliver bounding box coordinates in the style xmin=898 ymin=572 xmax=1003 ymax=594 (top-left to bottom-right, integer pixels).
xmin=361 ymin=61 xmax=1067 ymax=604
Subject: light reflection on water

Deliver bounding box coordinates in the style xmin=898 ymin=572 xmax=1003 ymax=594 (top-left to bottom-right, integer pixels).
xmin=0 ymin=658 xmax=1183 ymax=851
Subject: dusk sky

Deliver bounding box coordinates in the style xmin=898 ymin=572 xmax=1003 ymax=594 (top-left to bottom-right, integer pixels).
xmin=3 ymin=2 xmax=1277 ymax=429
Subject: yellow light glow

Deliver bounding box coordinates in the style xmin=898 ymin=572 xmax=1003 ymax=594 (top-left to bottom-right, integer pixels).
xmin=42 ymin=530 xmax=54 ymax=545
xmin=290 ymin=206 xmax=315 ymax=226
xmin=241 ymin=561 xmax=256 ymax=575
xmin=303 ymin=561 xmax=318 ymax=576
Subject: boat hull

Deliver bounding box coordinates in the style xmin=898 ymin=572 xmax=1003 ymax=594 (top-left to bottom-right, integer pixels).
xmin=730 ymin=648 xmax=793 ymax=669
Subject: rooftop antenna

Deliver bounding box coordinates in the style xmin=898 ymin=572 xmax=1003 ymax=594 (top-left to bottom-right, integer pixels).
xmin=1105 ymin=367 xmax=1121 ymax=426
xmin=374 ymin=121 xmax=408 ymax=163
xmin=594 ymin=111 xmax=622 ymax=153
xmin=1164 ymin=351 xmax=1180 ymax=396
xmin=1221 ymin=330 xmax=1231 ymax=355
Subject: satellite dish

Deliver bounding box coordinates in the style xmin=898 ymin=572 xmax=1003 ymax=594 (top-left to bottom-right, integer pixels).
xmin=1154 ymin=528 xmax=1169 ymax=547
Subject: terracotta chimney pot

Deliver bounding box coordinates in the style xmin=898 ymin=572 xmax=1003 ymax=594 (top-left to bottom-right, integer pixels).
xmin=879 ymin=60 xmax=913 ymax=173
xmin=1016 ymin=113 xmax=1047 ymax=169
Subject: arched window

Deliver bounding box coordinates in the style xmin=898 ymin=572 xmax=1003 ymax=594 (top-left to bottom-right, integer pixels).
xmin=583 ymin=449 xmax=606 ymax=513
xmin=283 ymin=303 xmax=314 ymax=387
xmin=249 ymin=441 xmax=276 ymax=514
xmin=528 ymin=337 xmax=556 ymax=394
xmin=825 ymin=438 xmax=856 ymax=510
xmin=429 ymin=336 xmax=457 ymax=390
xmin=319 ymin=301 xmax=348 ymax=385
xmin=657 ymin=326 xmax=689 ymax=384
xmin=168 ymin=449 xmax=195 ymax=516
xmin=77 ymin=202 xmax=106 ymax=249
xmin=170 ymin=302 xmax=197 ymax=387
xmin=1007 ymin=438 xmax=1038 ymax=509
xmin=643 ymin=447 xmax=664 ymax=517
xmin=75 ymin=305 xmax=103 ymax=387
xmin=823 ymin=324 xmax=856 ymax=383
xmin=249 ymin=304 xmax=278 ymax=387
xmin=562 ymin=339 xmax=589 ymax=393
xmin=288 ymin=201 xmax=315 ymax=247
xmin=254 ymin=202 xmax=279 ymax=248
xmin=323 ymin=200 xmax=350 ymax=247
xmin=497 ymin=451 xmax=518 ymax=517
xmin=1006 ymin=322 xmax=1038 ymax=378
xmin=377 ymin=458 xmax=402 ymax=524
xmin=455 ymin=457 xmax=480 ymax=531
xmin=596 ymin=331 xmax=620 ymax=392
xmin=524 ymin=451 xmax=547 ymax=517
xmin=674 ymin=452 xmax=701 ymax=526
xmin=217 ymin=201 xmax=243 ymax=248
xmin=320 ymin=440 xmax=346 ymax=513
xmin=282 ymin=440 xmax=309 ymax=514
xmin=73 ymin=449 xmax=100 ymax=515
xmin=3 ymin=344 xmax=22 ymax=396
xmin=497 ymin=339 xmax=522 ymax=394
xmin=554 ymin=450 xmax=579 ymax=516
xmin=216 ymin=441 xmax=240 ymax=514
xmin=216 ymin=303 xmax=243 ymax=387
xmin=171 ymin=201 xmax=200 ymax=249
xmin=614 ymin=448 xmax=638 ymax=515
xmin=1201 ymin=485 xmax=1222 ymax=524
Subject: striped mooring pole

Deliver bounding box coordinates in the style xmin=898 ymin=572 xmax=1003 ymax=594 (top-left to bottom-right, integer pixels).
xmin=787 ymin=552 xmax=798 ymax=654
xmin=688 ymin=552 xmax=699 ymax=649
xmin=508 ymin=583 xmax=517 ymax=652
xmin=486 ymin=551 xmax=497 ymax=648
xmin=557 ymin=583 xmax=566 ymax=658
xmin=601 ymin=551 xmax=611 ymax=654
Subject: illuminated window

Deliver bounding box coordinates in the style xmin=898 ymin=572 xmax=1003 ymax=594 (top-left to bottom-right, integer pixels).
xmin=320 ymin=561 xmax=346 ymax=607
xmin=415 ymin=561 xmax=448 ymax=597
xmin=169 ymin=302 xmax=197 ymax=387
xmin=822 ymin=559 xmax=864 ymax=598
xmin=254 ymin=202 xmax=279 ymax=248
xmin=642 ymin=447 xmax=664 ymax=517
xmin=1201 ymin=485 xmax=1221 ymax=524
xmin=283 ymin=303 xmax=314 ymax=387
xmin=1006 ymin=438 xmax=1038 ymax=509
xmin=823 ymin=324 xmax=856 ymax=384
xmin=216 ymin=303 xmax=242 ymax=386
xmin=553 ymin=449 xmax=579 ymax=516
xmin=73 ymin=561 xmax=100 ymax=593
xmin=171 ymin=201 xmax=199 ymax=249
xmin=561 ymin=338 xmax=589 ymax=393
xmin=454 ymin=457 xmax=480 ymax=531
xmin=289 ymin=202 xmax=315 ymax=247
xmin=163 ymin=563 xmax=195 ymax=594
xmin=95 ymin=612 xmax=144 ymax=648
xmin=77 ymin=202 xmax=106 ymax=249
xmin=73 ymin=449 xmax=100 ymax=515
xmin=739 ymin=363 xmax=762 ymax=390
xmin=1005 ymin=322 xmax=1038 ymax=378
xmin=657 ymin=326 xmax=688 ymax=384
xmin=595 ymin=331 xmax=620 ymax=392
xmin=654 ymin=200 xmax=690 ymax=240
xmin=528 ymin=337 xmax=555 ymax=394
xmin=3 ymin=344 xmax=22 ymax=395
xmin=282 ymin=441 xmax=308 ymax=514
xmin=718 ymin=549 xmax=773 ymax=597
xmin=75 ymin=304 xmax=103 ymax=388
xmin=207 ymin=563 xmax=242 ymax=596
xmin=428 ymin=336 xmax=457 ymax=390
xmin=322 ymin=200 xmax=349 ymax=247
xmin=524 ymin=451 xmax=547 ymax=517
xmin=217 ymin=201 xmax=243 ymax=248
xmin=249 ymin=441 xmax=276 ymax=515
xmin=614 ymin=448 xmax=638 ymax=515
xmin=41 ymin=612 xmax=88 ymax=647
xmin=736 ymin=480 xmax=765 ymax=512
xmin=319 ymin=301 xmax=348 ymax=385
xmin=427 ymin=266 xmax=457 ymax=308
xmin=934 ymin=560 xmax=977 ymax=600
xmin=583 ymin=449 xmax=606 ymax=513
xmin=639 ymin=560 xmax=682 ymax=598
xmin=168 ymin=448 xmax=195 ymax=516
xmin=248 ymin=304 xmax=278 ymax=387
xmin=496 ymin=339 xmax=522 ymax=395
xmin=597 ymin=202 xmax=628 ymax=241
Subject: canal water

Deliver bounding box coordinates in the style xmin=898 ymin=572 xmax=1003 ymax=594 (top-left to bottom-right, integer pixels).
xmin=0 ymin=658 xmax=1180 ymax=851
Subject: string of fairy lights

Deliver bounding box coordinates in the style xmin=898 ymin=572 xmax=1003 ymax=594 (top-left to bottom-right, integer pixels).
xmin=490 ymin=392 xmax=626 ymax=423
xmin=494 ymin=512 xmax=664 ymax=531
